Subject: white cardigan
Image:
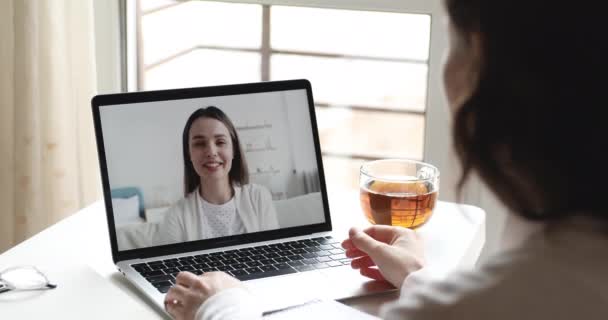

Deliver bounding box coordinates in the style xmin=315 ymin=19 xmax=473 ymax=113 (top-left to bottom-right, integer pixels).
xmin=195 ymin=216 xmax=608 ymax=320
xmin=155 ymin=184 xmax=279 ymax=245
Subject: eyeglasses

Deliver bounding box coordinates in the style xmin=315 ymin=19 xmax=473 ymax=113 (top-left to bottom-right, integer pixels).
xmin=0 ymin=266 xmax=57 ymax=294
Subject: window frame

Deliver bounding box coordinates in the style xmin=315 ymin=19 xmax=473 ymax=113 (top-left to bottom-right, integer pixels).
xmin=120 ymin=0 xmax=468 ymax=202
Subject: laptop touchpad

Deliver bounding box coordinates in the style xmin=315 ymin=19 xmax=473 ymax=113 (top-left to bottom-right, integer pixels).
xmin=244 ymin=272 xmax=334 ymax=311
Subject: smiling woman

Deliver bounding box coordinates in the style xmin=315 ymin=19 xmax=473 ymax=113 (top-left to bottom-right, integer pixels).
xmin=154 ymin=106 xmax=280 ymax=245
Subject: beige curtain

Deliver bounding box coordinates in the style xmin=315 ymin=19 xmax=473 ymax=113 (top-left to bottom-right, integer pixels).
xmin=0 ymin=0 xmax=101 ymax=253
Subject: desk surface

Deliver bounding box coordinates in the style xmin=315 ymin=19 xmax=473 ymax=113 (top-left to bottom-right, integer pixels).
xmin=0 ymin=194 xmax=485 ymax=318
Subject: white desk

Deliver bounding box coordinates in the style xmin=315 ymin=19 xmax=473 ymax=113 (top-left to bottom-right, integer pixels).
xmin=0 ymin=195 xmax=485 ymax=318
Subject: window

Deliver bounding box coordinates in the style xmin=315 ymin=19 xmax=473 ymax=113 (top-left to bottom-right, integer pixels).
xmin=125 ymin=0 xmax=448 ymax=195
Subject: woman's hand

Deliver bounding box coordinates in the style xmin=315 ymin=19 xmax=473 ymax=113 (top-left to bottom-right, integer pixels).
xmin=164 ymin=271 xmax=244 ymax=320
xmin=342 ymin=225 xmax=425 ymax=288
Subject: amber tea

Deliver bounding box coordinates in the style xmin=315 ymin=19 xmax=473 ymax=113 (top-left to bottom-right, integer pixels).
xmin=360 ymin=179 xmax=437 ymax=228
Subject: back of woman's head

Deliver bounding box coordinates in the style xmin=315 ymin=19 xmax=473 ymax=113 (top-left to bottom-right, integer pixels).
xmin=447 ymin=0 xmax=608 ymax=220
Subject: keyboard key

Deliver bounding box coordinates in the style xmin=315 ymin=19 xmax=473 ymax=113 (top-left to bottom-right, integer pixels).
xmin=164 ymin=262 xmax=179 ymax=268
xmin=316 ymin=256 xmax=332 ymax=263
xmin=302 ymin=253 xmax=317 ymax=259
xmin=221 ymin=253 xmax=238 ymax=260
xmin=246 ymin=261 xmax=262 ymax=267
xmin=327 ymin=261 xmax=342 ymax=267
xmin=313 ymin=263 xmax=329 ymax=269
xmin=229 ymin=269 xmax=248 ymax=277
xmin=207 ymin=261 xmax=223 ymax=268
xmin=274 ymin=263 xmax=291 ymax=270
xmin=131 ymin=263 xmax=147 ymax=268
xmin=316 ymin=251 xmax=331 ymax=257
xmin=194 ymin=263 xmax=208 ymax=270
xmin=245 ymin=267 xmax=263 ymax=274
xmin=180 ymin=260 xmax=196 ymax=266
xmin=234 ymin=266 xmax=297 ymax=281
xmin=232 ymin=263 xmax=247 ymax=270
xmin=236 ymin=257 xmax=252 ymax=263
xmin=202 ymin=267 xmax=218 ymax=272
xmin=179 ymin=265 xmax=195 ymax=271
xmin=287 ymin=261 xmax=304 ymax=267
xmin=217 ymin=265 xmax=233 ymax=272
xmin=330 ymin=254 xmax=348 ymax=260
xmin=264 ymin=253 xmax=280 ymax=259
xmin=148 ymin=260 xmax=163 ymax=265
xmin=163 ymin=267 xmax=180 ymax=274
xmin=222 ymin=259 xmax=237 ymax=266
xmin=288 ymin=255 xmax=304 ymax=261
xmin=260 ymin=265 xmax=277 ymax=272
xmin=278 ymin=251 xmax=293 ymax=257
xmin=291 ymin=249 xmax=308 ymax=255
xmin=147 ymin=274 xmax=174 ymax=283
xmin=274 ymin=257 xmax=289 ymax=263
xmin=192 ymin=270 xmax=204 ymax=275
xmin=141 ymin=270 xmax=164 ymax=278
xmin=150 ymin=264 xmax=165 ymax=271
xmin=251 ymin=255 xmax=265 ymax=261
xmin=329 ymin=249 xmax=345 ymax=254
xmin=156 ymin=285 xmax=171 ymax=293
xmin=304 ymin=247 xmax=321 ymax=253
xmin=260 ymin=259 xmax=275 ymax=265
xmin=133 ymin=265 xmax=151 ymax=273
xmin=302 ymin=259 xmax=317 ymax=265
xmin=319 ymin=245 xmax=333 ymax=250
xmin=294 ymin=265 xmax=315 ymax=272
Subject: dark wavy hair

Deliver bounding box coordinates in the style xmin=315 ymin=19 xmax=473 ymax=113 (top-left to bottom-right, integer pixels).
xmin=182 ymin=106 xmax=249 ymax=196
xmin=446 ymin=0 xmax=607 ymax=221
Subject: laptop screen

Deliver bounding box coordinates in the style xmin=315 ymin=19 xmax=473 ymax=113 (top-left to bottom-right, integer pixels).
xmin=94 ymin=81 xmax=330 ymax=255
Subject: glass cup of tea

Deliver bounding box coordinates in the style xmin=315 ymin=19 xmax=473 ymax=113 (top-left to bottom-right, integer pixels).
xmin=360 ymin=159 xmax=440 ymax=228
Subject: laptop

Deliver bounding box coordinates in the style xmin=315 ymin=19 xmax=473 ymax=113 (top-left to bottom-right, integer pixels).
xmin=91 ymin=79 xmax=394 ymax=315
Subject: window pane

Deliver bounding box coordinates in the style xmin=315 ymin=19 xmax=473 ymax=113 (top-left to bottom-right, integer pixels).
xmin=272 ymin=6 xmax=430 ymax=61
xmin=272 ymin=55 xmax=427 ymax=112
xmin=145 ymin=49 xmax=261 ymax=90
xmin=322 ymin=156 xmax=365 ymax=193
xmin=316 ymin=107 xmax=424 ymax=160
xmin=140 ymin=0 xmax=177 ymax=13
xmin=141 ymin=1 xmax=262 ymax=67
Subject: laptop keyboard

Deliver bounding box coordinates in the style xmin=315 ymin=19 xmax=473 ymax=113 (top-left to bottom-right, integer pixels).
xmin=130 ymin=236 xmax=352 ymax=293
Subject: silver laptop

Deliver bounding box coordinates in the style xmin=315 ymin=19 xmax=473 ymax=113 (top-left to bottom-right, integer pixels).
xmin=91 ymin=79 xmax=394 ymax=316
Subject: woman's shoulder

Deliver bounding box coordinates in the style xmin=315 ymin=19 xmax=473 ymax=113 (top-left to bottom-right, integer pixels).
xmin=165 ymin=191 xmax=198 ymax=216
xmin=383 ymin=243 xmax=608 ymax=319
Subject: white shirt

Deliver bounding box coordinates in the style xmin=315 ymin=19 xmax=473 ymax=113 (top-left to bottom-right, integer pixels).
xmin=195 ymin=216 xmax=608 ymax=320
xmin=155 ymin=183 xmax=279 ymax=246
xmin=198 ymin=195 xmax=245 ymax=238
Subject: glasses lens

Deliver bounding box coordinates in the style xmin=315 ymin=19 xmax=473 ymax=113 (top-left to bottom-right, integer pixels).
xmin=1 ymin=267 xmax=48 ymax=290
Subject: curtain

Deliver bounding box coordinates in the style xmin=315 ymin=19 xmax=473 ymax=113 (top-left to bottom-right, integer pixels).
xmin=0 ymin=0 xmax=101 ymax=253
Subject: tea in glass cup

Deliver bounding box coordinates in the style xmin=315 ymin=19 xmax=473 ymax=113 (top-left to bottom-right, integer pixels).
xmin=360 ymin=159 xmax=440 ymax=228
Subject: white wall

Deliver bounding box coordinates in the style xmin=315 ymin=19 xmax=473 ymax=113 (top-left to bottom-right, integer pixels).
xmin=99 ymin=89 xmax=319 ymax=208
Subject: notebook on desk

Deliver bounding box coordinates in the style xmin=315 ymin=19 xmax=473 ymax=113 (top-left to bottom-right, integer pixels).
xmin=91 ymin=80 xmax=395 ymax=316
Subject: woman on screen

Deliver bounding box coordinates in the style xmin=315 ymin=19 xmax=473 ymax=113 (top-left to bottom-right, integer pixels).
xmin=157 ymin=106 xmax=279 ymax=245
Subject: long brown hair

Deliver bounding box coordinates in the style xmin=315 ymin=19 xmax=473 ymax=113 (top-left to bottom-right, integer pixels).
xmin=182 ymin=106 xmax=249 ymax=196
xmin=447 ymin=0 xmax=607 ymax=221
